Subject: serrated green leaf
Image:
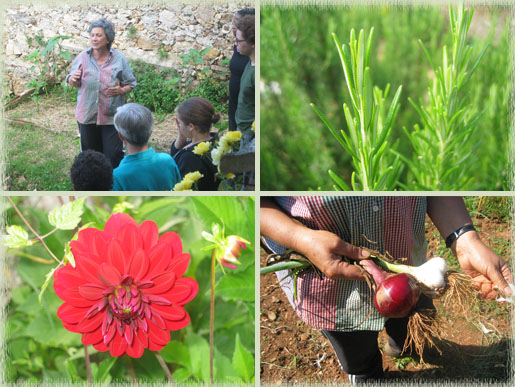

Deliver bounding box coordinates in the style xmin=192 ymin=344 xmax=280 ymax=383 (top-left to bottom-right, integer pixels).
xmin=4 ymin=225 xmax=33 ymax=248
xmin=48 ymin=197 xmax=86 ymax=230
xmin=232 ymin=334 xmax=254 ymax=382
xmin=112 ymin=201 xmax=135 ymax=214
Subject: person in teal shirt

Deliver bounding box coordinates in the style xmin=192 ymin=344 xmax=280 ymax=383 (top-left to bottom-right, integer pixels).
xmin=112 ymin=103 xmax=180 ymax=191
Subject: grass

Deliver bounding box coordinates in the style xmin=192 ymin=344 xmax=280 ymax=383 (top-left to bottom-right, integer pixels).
xmin=5 ymin=123 xmax=77 ymax=190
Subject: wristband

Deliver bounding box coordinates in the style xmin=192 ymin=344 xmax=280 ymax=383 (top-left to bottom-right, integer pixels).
xmin=445 ymin=224 xmax=476 ymax=248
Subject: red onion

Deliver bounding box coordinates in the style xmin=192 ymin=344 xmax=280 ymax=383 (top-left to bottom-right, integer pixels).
xmin=361 ymin=260 xmax=420 ymax=318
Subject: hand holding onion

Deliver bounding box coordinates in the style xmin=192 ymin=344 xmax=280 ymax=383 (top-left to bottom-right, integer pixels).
xmin=293 ymin=229 xmax=372 ymax=280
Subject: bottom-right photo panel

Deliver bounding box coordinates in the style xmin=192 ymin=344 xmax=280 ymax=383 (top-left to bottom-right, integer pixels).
xmin=260 ymin=196 xmax=512 ymax=383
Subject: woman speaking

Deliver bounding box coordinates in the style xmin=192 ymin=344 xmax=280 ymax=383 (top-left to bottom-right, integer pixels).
xmin=67 ymin=19 xmax=136 ymax=168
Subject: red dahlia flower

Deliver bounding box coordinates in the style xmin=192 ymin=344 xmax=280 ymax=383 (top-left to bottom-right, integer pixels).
xmin=53 ymin=213 xmax=198 ymax=358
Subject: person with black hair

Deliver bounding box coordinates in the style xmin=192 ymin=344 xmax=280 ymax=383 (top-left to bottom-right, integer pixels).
xmin=228 ymin=8 xmax=255 ymax=131
xmin=70 ymin=150 xmax=113 ymax=190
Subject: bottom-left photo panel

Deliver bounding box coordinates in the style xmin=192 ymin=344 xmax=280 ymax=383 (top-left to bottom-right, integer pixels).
xmin=2 ymin=196 xmax=255 ymax=384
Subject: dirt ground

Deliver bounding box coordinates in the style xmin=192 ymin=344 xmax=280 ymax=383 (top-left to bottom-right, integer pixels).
xmin=260 ymin=215 xmax=512 ymax=383
xmin=6 ymin=95 xmax=179 ymax=154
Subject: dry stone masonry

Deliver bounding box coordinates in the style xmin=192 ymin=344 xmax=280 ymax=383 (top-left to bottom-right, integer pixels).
xmin=4 ymin=3 xmax=249 ymax=95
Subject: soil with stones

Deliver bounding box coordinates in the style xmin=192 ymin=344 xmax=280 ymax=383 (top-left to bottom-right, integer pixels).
xmin=260 ymin=214 xmax=512 ymax=384
xmin=6 ymin=95 xmax=178 ymax=153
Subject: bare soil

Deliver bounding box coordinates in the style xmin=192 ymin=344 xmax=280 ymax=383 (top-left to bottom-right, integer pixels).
xmin=260 ymin=215 xmax=512 ymax=383
xmin=5 ymin=95 xmax=179 ymax=153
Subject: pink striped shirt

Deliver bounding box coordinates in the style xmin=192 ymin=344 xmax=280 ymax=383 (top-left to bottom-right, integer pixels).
xmin=67 ymin=48 xmax=136 ymax=125
xmin=263 ymin=196 xmax=427 ymax=331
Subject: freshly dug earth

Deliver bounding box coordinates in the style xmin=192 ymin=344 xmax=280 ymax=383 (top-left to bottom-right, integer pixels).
xmin=260 ymin=215 xmax=512 ymax=383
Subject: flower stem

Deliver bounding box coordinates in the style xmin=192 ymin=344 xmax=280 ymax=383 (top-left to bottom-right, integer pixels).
xmin=209 ymin=250 xmax=215 ymax=385
xmin=371 ymin=256 xmax=413 ymax=275
xmin=7 ymin=196 xmax=62 ymax=264
xmin=84 ymin=345 xmax=92 ymax=385
xmin=155 ymin=352 xmax=174 ymax=384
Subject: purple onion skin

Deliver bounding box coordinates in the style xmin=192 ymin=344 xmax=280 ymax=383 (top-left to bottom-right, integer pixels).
xmin=374 ymin=273 xmax=420 ymax=318
xmin=360 ymin=259 xmax=420 ymax=318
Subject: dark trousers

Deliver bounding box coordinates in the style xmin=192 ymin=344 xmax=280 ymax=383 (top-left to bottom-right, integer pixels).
xmin=322 ymin=296 xmax=434 ymax=379
xmin=78 ymin=123 xmax=124 ymax=169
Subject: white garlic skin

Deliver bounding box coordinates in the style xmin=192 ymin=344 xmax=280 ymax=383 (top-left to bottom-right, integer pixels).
xmin=412 ymin=257 xmax=447 ymax=289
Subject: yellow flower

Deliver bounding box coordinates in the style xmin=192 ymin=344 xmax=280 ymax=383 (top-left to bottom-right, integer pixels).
xmin=184 ymin=171 xmax=203 ymax=182
xmin=174 ymin=180 xmax=192 ymax=191
xmin=225 ymin=173 xmax=236 ymax=179
xmin=251 ymin=121 xmax=255 ymax=132
xmin=193 ymin=141 xmax=211 ymax=155
xmin=218 ymin=141 xmax=231 ymax=154
xmin=225 ymin=131 xmax=242 ymax=142
xmin=211 ymin=148 xmax=222 ymax=166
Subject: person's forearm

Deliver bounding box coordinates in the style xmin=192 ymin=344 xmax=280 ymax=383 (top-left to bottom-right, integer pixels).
xmin=427 ymin=197 xmax=474 ymax=243
xmin=260 ymin=198 xmax=311 ymax=253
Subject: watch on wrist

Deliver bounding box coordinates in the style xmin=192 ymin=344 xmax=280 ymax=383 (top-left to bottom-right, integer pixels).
xmin=445 ymin=224 xmax=476 ymax=248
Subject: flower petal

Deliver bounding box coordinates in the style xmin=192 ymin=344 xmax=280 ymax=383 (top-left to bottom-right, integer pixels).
xmin=98 ymin=263 xmax=121 ymax=286
xmin=164 ymin=312 xmax=190 ymax=331
xmin=76 ymin=311 xmax=104 ymax=333
xmin=103 ymin=213 xmax=139 ymax=238
xmin=147 ymin=320 xmax=170 ymax=345
xmin=151 ymin=304 xmax=186 ymax=321
xmin=128 ymin=249 xmax=149 ymax=280
xmin=160 ymin=277 xmax=199 ymax=305
xmin=140 ymin=220 xmax=159 ymax=251
xmin=168 ymin=253 xmax=191 ymax=277
xmin=146 ymin=243 xmax=172 ymax=278
xmin=107 ymin=239 xmax=126 ymax=275
xmin=145 ymin=272 xmax=176 ymax=294
xmin=93 ymin=341 xmax=109 ymax=352
xmin=62 ymin=289 xmax=96 ymax=307
xmin=126 ymin=333 xmax=144 ymax=358
xmin=82 ymin=329 xmax=104 ymax=345
xmin=78 ymin=284 xmax=106 ymax=301
xmin=57 ymin=303 xmax=89 ymax=324
xmin=158 ymin=232 xmax=183 ymax=256
xmin=117 ymin=223 xmax=142 ymax=260
xmin=109 ymin=333 xmax=128 ymax=357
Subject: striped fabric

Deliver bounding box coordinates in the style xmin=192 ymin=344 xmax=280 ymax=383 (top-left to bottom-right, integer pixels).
xmin=263 ymin=196 xmax=427 ymax=331
xmin=67 ymin=47 xmax=137 ymax=125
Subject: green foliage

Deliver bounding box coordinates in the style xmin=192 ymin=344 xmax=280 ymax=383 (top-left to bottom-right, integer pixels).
xmin=180 ymin=47 xmax=212 ymax=66
xmin=185 ymin=75 xmax=229 ymax=116
xmin=24 ymin=31 xmax=72 ymax=98
xmin=127 ymin=26 xmax=138 ymax=39
xmin=261 ymin=5 xmax=510 ymax=190
xmin=404 ymin=5 xmax=488 ymax=190
xmin=157 ymin=43 xmax=169 ymax=60
xmin=312 ymin=28 xmax=403 ymax=190
xmin=127 ymin=60 xmax=181 ymax=114
xmin=5 ymin=196 xmax=254 ymax=383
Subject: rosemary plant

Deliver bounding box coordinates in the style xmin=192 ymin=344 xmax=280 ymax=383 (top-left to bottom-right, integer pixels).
xmin=402 ymin=5 xmax=488 ymax=190
xmin=311 ymin=28 xmax=403 ymax=191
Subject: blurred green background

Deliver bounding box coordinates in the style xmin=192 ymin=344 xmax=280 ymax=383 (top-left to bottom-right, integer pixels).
xmin=260 ymin=5 xmax=511 ymax=190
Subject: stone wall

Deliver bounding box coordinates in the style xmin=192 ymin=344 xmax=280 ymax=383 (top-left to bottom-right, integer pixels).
xmin=4 ymin=3 xmax=250 ymax=95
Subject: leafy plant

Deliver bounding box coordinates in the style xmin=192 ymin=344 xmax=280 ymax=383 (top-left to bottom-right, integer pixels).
xmin=24 ymin=31 xmax=72 ymax=98
xmin=127 ymin=60 xmax=181 ymax=114
xmin=157 ymin=43 xmax=169 ymax=60
xmin=311 ymin=28 xmax=403 ymax=190
xmin=180 ymin=47 xmax=212 ymax=66
xmin=4 ymin=196 xmax=255 ymax=383
xmin=402 ymin=5 xmax=488 ymax=190
xmin=127 ymin=26 xmax=138 ymax=39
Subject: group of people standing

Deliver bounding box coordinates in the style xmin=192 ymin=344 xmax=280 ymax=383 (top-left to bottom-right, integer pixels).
xmin=69 ymin=8 xmax=255 ymax=191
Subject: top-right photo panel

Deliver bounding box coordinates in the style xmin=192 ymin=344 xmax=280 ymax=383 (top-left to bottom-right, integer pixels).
xmin=260 ymin=4 xmax=511 ymax=191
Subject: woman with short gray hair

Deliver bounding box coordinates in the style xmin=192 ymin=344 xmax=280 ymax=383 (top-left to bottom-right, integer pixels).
xmin=112 ymin=103 xmax=181 ymax=191
xmin=66 ymin=19 xmax=136 ymax=169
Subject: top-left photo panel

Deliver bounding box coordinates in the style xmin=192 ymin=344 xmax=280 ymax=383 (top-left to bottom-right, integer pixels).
xmin=3 ymin=3 xmax=255 ymax=192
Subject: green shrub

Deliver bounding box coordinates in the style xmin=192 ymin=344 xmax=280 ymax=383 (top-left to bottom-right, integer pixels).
xmin=127 ymin=60 xmax=181 ymax=114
